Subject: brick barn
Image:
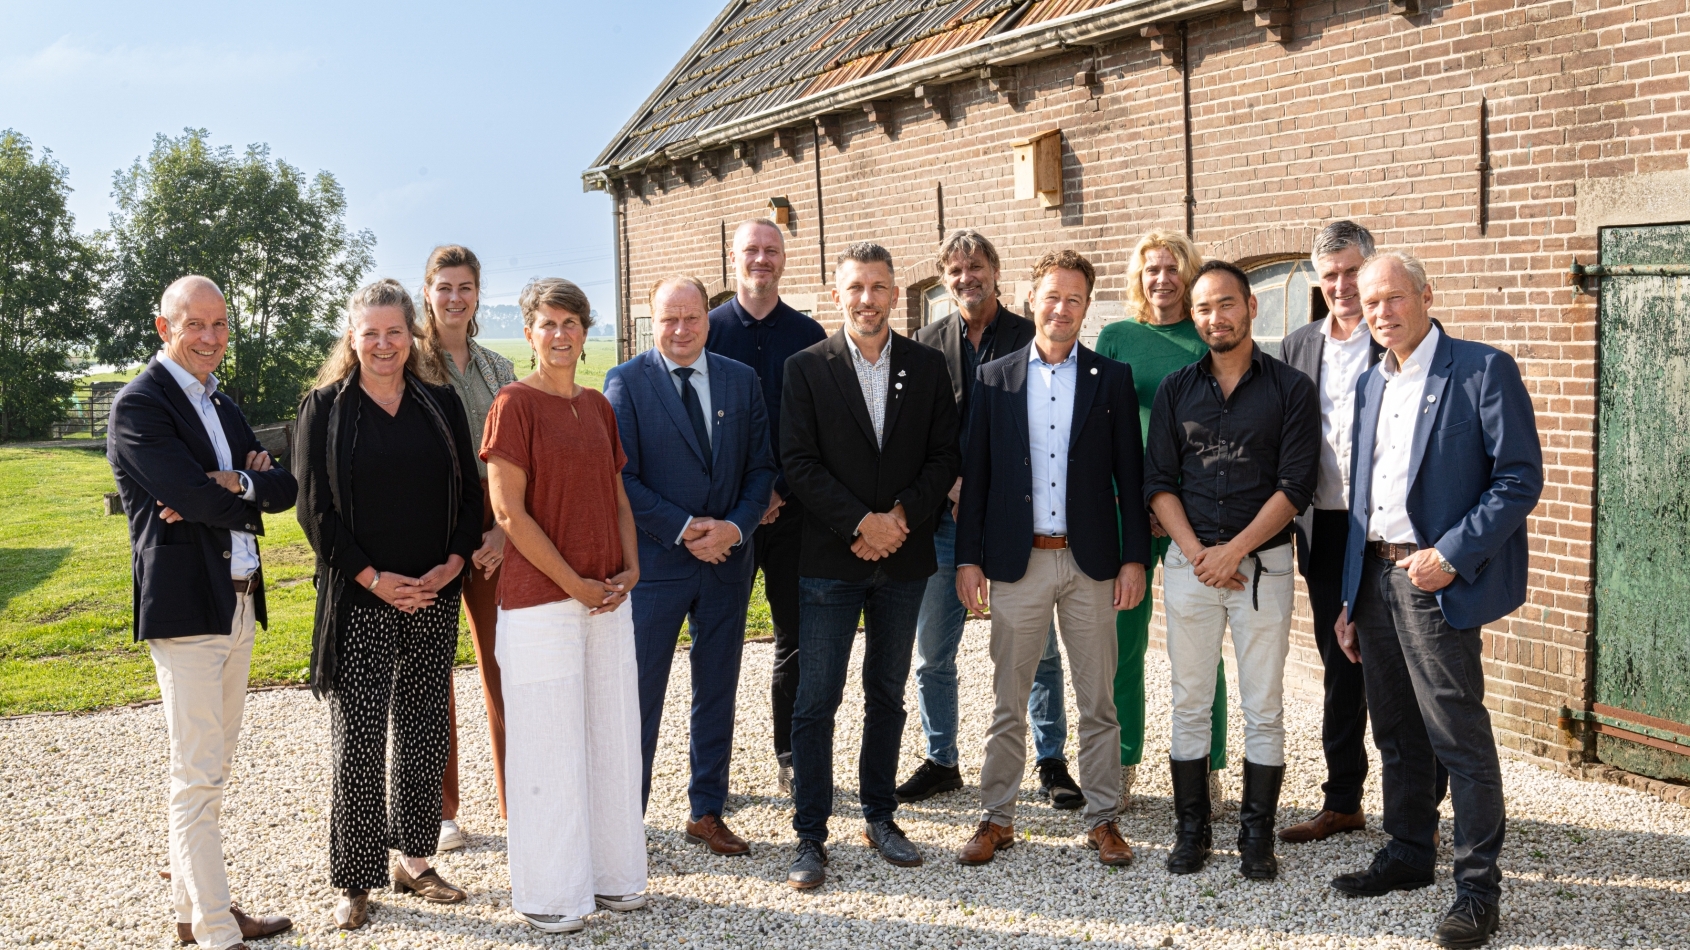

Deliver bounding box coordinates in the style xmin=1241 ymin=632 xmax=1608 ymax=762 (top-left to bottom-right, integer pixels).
xmin=583 ymin=0 xmax=1690 ymax=791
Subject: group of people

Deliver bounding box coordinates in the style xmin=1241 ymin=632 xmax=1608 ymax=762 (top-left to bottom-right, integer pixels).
xmin=106 ymin=215 xmax=1542 ymax=950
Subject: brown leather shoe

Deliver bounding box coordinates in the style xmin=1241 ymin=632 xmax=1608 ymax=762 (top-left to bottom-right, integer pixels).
xmin=175 ymin=906 xmax=293 ymax=944
xmin=956 ymin=820 xmax=1015 ymax=866
xmin=1276 ymin=808 xmax=1365 ymax=843
xmin=1085 ymin=820 xmax=1135 ymax=866
xmin=392 ymin=864 xmax=467 ymax=903
xmin=685 ymin=813 xmax=750 ymax=855
xmin=334 ymin=890 xmax=369 ymax=931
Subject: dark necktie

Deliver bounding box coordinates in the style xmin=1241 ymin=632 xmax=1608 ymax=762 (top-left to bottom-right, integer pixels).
xmin=673 ymin=366 xmax=712 ymax=474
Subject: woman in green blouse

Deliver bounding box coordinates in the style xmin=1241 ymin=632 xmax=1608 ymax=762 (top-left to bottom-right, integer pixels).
xmin=1093 ymin=230 xmax=1230 ymax=809
xmin=419 ymin=245 xmax=520 ymax=844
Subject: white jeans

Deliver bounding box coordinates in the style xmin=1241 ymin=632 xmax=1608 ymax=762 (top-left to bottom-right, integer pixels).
xmin=148 ymin=593 xmax=257 ymax=950
xmin=1162 ymin=543 xmax=1295 ymax=766
xmin=497 ymin=597 xmax=647 ymax=917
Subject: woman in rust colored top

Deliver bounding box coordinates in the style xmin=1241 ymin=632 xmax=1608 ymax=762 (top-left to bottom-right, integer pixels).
xmin=482 ymin=277 xmax=645 ymax=935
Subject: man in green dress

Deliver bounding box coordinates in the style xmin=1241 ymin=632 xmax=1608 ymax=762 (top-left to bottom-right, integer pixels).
xmin=1092 ymin=230 xmax=1230 ymax=808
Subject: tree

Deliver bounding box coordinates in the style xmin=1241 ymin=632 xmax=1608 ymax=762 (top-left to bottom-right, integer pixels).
xmin=0 ymin=131 xmax=100 ymax=441
xmin=100 ymin=129 xmax=375 ymax=423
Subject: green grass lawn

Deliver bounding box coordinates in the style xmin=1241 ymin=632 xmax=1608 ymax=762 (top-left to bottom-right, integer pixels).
xmin=0 ymin=435 xmax=772 ymax=716
xmin=478 ymin=338 xmax=617 ymax=392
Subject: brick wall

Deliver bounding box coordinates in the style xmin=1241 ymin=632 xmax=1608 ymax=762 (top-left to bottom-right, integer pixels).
xmin=607 ymin=0 xmax=1690 ymax=768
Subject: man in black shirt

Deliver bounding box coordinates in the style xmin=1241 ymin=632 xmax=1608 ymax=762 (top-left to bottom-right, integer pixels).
xmin=706 ymin=220 xmax=827 ymax=798
xmin=1144 ymin=260 xmax=1319 ymax=881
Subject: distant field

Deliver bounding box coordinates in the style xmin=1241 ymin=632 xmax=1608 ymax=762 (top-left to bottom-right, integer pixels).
xmin=478 ymin=338 xmax=618 ymax=391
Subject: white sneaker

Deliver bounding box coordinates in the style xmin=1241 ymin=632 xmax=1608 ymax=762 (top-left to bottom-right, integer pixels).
xmin=438 ymin=819 xmax=465 ymax=851
xmin=1118 ymin=764 xmax=1137 ymax=811
xmin=515 ymin=910 xmax=584 ymax=933
xmin=594 ymin=893 xmax=646 ymax=913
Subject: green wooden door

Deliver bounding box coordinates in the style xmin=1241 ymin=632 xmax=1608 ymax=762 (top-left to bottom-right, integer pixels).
xmin=1594 ymin=222 xmax=1690 ymax=781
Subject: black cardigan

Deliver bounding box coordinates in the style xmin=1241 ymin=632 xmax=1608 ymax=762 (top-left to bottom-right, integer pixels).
xmin=294 ymin=368 xmax=482 ymax=695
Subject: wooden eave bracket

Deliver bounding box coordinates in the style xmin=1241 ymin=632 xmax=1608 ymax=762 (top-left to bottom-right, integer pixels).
xmin=1242 ymin=0 xmax=1291 ymax=44
xmin=1140 ymin=23 xmax=1181 ymax=68
xmin=863 ymin=100 xmax=898 ymax=136
xmin=913 ymin=84 xmax=951 ymax=121
xmin=1389 ymin=0 xmax=1421 ymax=13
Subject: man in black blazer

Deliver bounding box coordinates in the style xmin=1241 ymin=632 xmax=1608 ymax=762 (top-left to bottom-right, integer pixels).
xmin=953 ymin=250 xmax=1150 ymax=869
xmin=107 ymin=276 xmax=298 ymax=949
xmin=1276 ymin=221 xmax=1386 ymax=844
xmin=900 ymin=229 xmax=1078 ymax=809
xmin=779 ymin=242 xmax=960 ymax=889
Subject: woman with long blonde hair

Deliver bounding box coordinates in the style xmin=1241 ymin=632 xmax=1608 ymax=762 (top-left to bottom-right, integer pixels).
xmin=417 ymin=245 xmax=519 ymax=851
xmin=1094 ymin=230 xmax=1232 ymax=810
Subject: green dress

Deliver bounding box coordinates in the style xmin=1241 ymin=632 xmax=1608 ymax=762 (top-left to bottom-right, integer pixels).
xmin=1094 ymin=317 xmax=1228 ymax=772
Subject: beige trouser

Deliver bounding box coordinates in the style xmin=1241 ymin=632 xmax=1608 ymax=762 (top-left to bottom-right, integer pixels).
xmin=979 ymin=547 xmax=1121 ymax=828
xmin=148 ymin=593 xmax=256 ymax=950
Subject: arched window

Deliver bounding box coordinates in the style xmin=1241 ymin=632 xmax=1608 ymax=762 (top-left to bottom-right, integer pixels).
xmin=921 ymin=280 xmax=957 ymax=327
xmin=1245 ymin=258 xmax=1319 ymax=357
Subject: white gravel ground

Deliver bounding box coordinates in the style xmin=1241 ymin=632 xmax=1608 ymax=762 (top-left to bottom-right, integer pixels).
xmin=4 ymin=618 xmax=1688 ymax=949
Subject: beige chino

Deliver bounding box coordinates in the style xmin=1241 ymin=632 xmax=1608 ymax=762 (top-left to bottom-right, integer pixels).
xmin=978 ymin=546 xmax=1121 ymax=828
xmin=148 ymin=592 xmax=257 ymax=950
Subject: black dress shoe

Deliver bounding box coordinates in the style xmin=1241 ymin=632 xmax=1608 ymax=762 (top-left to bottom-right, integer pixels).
xmin=1331 ymin=847 xmax=1436 ymax=897
xmin=895 ymin=760 xmax=963 ymax=803
xmin=1433 ymin=894 xmax=1500 ymax=948
xmin=862 ymin=819 xmax=923 ymax=867
xmin=1035 ymin=758 xmax=1084 ymax=811
xmin=786 ymin=839 xmax=828 ymax=890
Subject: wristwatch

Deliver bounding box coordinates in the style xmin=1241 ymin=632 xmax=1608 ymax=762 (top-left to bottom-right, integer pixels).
xmin=1435 ymin=552 xmax=1457 ymax=575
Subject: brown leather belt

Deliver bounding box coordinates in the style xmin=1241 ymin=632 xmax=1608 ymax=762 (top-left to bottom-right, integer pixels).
xmin=1032 ymin=535 xmax=1069 ymax=550
xmin=1369 ymin=541 xmax=1419 ymax=562
xmin=232 ymin=575 xmax=260 ymax=595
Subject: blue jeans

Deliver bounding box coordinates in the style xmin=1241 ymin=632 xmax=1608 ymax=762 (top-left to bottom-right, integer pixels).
xmin=790 ymin=570 xmax=927 ymax=843
xmin=915 ymin=511 xmax=1068 ymax=767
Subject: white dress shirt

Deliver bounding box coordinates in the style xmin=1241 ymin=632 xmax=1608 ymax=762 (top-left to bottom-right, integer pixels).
xmin=157 ymin=353 xmax=259 ymax=578
xmin=844 ymin=331 xmax=891 ymax=447
xmin=1028 ymin=342 xmax=1078 ymax=536
xmin=1313 ymin=315 xmax=1377 ymax=511
xmin=1366 ymin=326 xmax=1441 ymax=544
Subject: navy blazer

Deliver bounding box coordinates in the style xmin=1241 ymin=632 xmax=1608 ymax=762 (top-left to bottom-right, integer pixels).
xmin=107 ymin=358 xmax=298 ymax=640
xmin=1341 ymin=329 xmax=1543 ymax=630
xmin=605 ymin=349 xmax=777 ymax=583
xmin=955 ymin=343 xmax=1152 ymax=584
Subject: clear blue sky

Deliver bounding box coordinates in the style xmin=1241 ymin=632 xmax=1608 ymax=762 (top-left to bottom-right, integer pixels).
xmin=1 ymin=0 xmax=717 ymax=306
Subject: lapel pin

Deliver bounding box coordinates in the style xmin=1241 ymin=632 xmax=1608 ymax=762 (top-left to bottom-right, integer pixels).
xmin=717 ymin=410 xmax=724 ymax=417
xmin=1090 ymin=367 xmax=1098 ymax=375
xmin=898 ymin=369 xmax=907 ymax=376
xmin=1427 ymin=395 xmax=1436 ymax=403
xmin=895 ymin=382 xmax=904 ymax=390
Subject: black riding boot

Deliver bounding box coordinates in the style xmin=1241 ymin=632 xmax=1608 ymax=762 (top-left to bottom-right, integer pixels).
xmin=1238 ymin=759 xmax=1286 ymax=880
xmin=1166 ymin=757 xmax=1212 ymax=874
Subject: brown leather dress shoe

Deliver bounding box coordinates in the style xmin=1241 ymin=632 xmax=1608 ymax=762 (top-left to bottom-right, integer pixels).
xmin=1085 ymin=820 xmax=1135 ymax=866
xmin=685 ymin=813 xmax=751 ymax=855
xmin=175 ymin=906 xmax=293 ymax=944
xmin=392 ymin=864 xmax=467 ymax=903
xmin=957 ymin=820 xmax=1015 ymax=866
xmin=1276 ymin=808 xmax=1366 ymax=843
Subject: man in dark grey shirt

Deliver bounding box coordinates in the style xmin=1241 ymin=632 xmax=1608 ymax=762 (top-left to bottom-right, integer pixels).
xmin=1143 ymin=260 xmax=1319 ymax=882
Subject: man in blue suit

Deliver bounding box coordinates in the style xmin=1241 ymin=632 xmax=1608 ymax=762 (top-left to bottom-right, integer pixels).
xmin=107 ymin=275 xmax=298 ymax=949
xmin=1330 ymin=251 xmax=1542 ymax=950
xmin=605 ymin=275 xmax=777 ymax=857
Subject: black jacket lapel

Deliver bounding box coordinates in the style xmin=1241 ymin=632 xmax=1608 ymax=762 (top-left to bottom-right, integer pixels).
xmin=824 ymin=331 xmax=880 ymax=452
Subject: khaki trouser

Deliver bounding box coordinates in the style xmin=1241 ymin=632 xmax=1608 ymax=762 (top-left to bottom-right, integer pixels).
xmin=978 ymin=547 xmax=1121 ymax=828
xmin=148 ymin=593 xmax=257 ymax=950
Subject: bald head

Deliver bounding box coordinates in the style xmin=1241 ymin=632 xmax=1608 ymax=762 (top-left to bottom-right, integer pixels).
xmin=155 ymin=275 xmax=230 ymax=383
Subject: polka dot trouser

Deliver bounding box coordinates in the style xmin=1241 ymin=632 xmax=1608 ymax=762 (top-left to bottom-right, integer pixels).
xmin=328 ymin=593 xmax=460 ymax=889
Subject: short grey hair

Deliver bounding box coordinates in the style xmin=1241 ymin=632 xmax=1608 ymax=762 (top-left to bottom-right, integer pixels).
xmin=1360 ymin=249 xmax=1429 ymax=294
xmin=936 ymin=229 xmax=1001 ymax=274
xmin=520 ymin=277 xmax=593 ymax=330
xmin=835 ymin=241 xmax=894 ymax=276
xmin=1312 ymin=220 xmax=1376 ymax=263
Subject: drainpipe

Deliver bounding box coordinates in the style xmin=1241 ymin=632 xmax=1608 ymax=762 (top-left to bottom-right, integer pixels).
xmin=814 ymin=120 xmax=827 ymax=287
xmin=613 ymin=192 xmax=628 ymax=363
xmin=1181 ymin=20 xmax=1195 ymax=239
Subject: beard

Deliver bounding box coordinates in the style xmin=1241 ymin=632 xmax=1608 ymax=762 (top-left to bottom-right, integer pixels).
xmin=848 ymin=310 xmax=886 ymax=338
xmin=1207 ymin=333 xmax=1245 ymax=354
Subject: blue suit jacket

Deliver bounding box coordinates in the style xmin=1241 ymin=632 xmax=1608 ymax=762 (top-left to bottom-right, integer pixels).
xmin=955 ymin=343 xmax=1152 ymax=584
xmin=1341 ymin=329 xmax=1543 ymax=630
xmin=605 ymin=349 xmax=777 ymax=583
xmin=107 ymin=358 xmax=299 ymax=640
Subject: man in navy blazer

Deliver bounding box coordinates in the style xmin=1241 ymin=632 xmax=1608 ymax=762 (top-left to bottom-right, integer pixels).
xmin=953 ymin=250 xmax=1150 ymax=869
xmin=1330 ymin=251 xmax=1542 ymax=950
xmin=107 ymin=275 xmax=297 ymax=949
xmin=605 ymin=276 xmax=776 ymax=857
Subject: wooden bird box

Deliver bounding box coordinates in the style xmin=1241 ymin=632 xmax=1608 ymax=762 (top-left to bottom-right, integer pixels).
xmin=1012 ymin=129 xmax=1062 ymax=208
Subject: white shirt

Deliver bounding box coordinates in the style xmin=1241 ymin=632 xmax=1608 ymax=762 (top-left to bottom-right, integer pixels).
xmin=1028 ymin=342 xmax=1078 ymax=536
xmin=844 ymin=331 xmax=891 ymax=447
xmin=1313 ymin=315 xmax=1377 ymax=510
xmin=1366 ymin=326 xmax=1441 ymax=544
xmin=156 ymin=353 xmax=259 ymax=578
xmin=658 ymin=350 xmax=712 ymax=448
